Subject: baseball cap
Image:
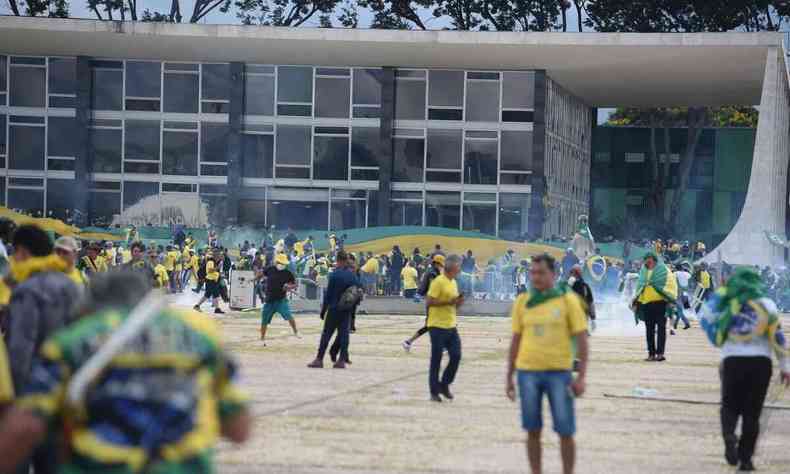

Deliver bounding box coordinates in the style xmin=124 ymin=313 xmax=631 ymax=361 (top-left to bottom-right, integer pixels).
xmin=54 ymin=236 xmax=79 ymax=253
xmin=433 ymin=254 xmax=446 ymax=266
xmin=275 ymin=253 xmax=289 ymax=265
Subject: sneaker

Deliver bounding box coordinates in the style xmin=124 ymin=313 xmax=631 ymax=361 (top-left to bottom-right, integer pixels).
xmin=430 ymin=394 xmax=442 ymax=403
xmin=402 ymin=340 xmax=412 ymax=353
xmin=683 ymin=324 xmax=691 ymax=330
xmin=670 ymin=329 xmax=676 ymax=336
xmin=738 ymin=460 xmax=755 ymax=471
xmin=307 ymin=359 xmax=323 ymax=369
xmin=656 ymin=355 xmax=666 ymax=362
xmin=193 ymin=305 xmax=201 ymax=312
xmin=333 ymin=360 xmax=346 ymax=369
xmin=439 ymin=385 xmax=454 ymax=400
xmin=645 ymin=355 xmax=656 ymax=362
xmin=724 ymin=439 xmax=738 ymax=466
xmin=294 ymin=332 xmax=302 ymax=339
xmin=214 ymin=308 xmax=225 ymax=315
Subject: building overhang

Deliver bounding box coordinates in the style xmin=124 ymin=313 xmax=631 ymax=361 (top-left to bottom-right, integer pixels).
xmin=0 ymin=16 xmax=783 ymax=107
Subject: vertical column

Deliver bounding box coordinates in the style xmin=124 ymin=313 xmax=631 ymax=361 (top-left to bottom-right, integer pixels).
xmin=377 ymin=67 xmax=395 ymax=226
xmin=73 ymin=56 xmax=92 ymax=227
xmin=226 ymin=62 xmax=244 ymax=226
xmin=529 ymin=70 xmax=547 ymax=239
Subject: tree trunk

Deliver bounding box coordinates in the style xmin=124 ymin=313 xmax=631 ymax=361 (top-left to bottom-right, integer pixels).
xmin=9 ymin=0 xmax=20 ymax=15
xmin=574 ymin=1 xmax=583 ymax=32
xmin=561 ymin=5 xmax=567 ymax=32
xmin=667 ymin=107 xmax=705 ymax=230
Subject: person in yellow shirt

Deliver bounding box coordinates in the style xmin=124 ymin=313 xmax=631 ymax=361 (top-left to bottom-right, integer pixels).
xmin=425 ymin=254 xmax=465 ymax=402
xmin=54 ymin=236 xmax=86 ymax=287
xmin=293 ymin=239 xmax=305 ymax=257
xmin=194 ymin=254 xmax=225 ymax=314
xmin=120 ymin=246 xmax=132 ymax=264
xmin=0 ymin=337 xmax=13 ymax=407
xmin=360 ymin=253 xmax=379 ymax=295
xmin=78 ymin=244 xmax=107 ymax=277
xmin=401 ymin=260 xmax=419 ymax=299
xmin=506 ymin=253 xmax=588 ymax=474
xmin=102 ymin=242 xmax=118 ymax=267
xmin=189 ymin=250 xmax=199 ymax=285
xmin=633 ymin=252 xmax=677 ymax=362
xmin=149 ymin=250 xmax=170 ymax=290
xmin=163 ymin=245 xmax=181 ymax=293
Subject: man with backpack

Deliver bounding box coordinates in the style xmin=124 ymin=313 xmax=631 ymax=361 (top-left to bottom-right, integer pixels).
xmin=402 ymin=254 xmax=444 ymax=352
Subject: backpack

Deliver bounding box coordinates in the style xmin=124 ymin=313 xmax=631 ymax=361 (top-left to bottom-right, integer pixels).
xmin=337 ymin=285 xmax=364 ymax=312
xmin=417 ymin=267 xmax=439 ymax=297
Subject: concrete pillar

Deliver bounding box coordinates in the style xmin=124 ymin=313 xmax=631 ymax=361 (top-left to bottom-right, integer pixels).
xmin=226 ymin=61 xmax=244 ymax=226
xmin=705 ymin=47 xmax=790 ymax=266
xmin=377 ymin=67 xmax=395 ymax=226
xmin=73 ymin=56 xmax=92 ymax=227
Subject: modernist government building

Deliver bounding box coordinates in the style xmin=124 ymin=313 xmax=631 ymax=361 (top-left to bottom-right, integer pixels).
xmin=0 ymin=17 xmax=788 ymax=265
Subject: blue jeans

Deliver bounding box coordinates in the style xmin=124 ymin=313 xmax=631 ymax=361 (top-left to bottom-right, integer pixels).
xmin=517 ymin=370 xmax=576 ymax=436
xmin=429 ymin=328 xmax=462 ymax=395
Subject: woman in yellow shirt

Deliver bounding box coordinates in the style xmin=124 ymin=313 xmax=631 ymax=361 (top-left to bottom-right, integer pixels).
xmin=401 ymin=260 xmax=419 ymax=299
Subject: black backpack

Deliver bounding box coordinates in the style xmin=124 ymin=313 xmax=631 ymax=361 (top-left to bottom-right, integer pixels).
xmin=337 ymin=285 xmax=364 ymax=312
xmin=417 ymin=267 xmax=439 ymax=297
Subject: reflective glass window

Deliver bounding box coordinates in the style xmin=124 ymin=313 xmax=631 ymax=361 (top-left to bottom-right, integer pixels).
xmin=500 ymin=130 xmax=532 ymax=171
xmin=202 ymin=63 xmax=230 ymax=101
xmin=47 ymin=117 xmax=78 ymax=157
xmin=316 ymin=77 xmax=350 ymax=118
xmin=463 ymin=203 xmax=496 ymax=235
xmin=275 ymin=125 xmax=311 ymax=166
xmin=8 ymin=189 xmax=44 ymax=216
xmin=200 ymin=122 xmax=229 ymax=163
xmin=425 ymin=191 xmax=460 ymax=229
xmin=124 ymin=120 xmax=160 ymax=161
xmin=353 ymin=68 xmax=382 ymax=105
xmin=464 ymin=136 xmax=498 ymax=184
xmin=9 ymin=125 xmax=45 ymax=170
xmin=244 ymin=74 xmax=274 ymax=115
xmin=90 ymin=128 xmax=122 ymax=173
xmin=10 ymin=66 xmax=46 ymax=107
xmin=47 ymin=179 xmax=76 ymax=221
xmin=242 ymin=134 xmax=273 ymax=178
xmin=395 ymin=79 xmax=426 ymax=120
xmin=392 ymin=137 xmax=424 ymax=182
xmin=163 ymin=73 xmax=199 ymax=113
xmin=48 ymin=58 xmax=76 ymax=95
xmin=499 ymin=193 xmax=530 ymax=240
xmin=428 ymin=70 xmax=463 ymax=107
xmin=91 ymin=69 xmax=123 ymax=110
xmin=426 ymin=129 xmax=462 ymax=169
xmin=126 ymin=61 xmax=161 ymax=98
xmin=351 ymin=127 xmax=380 ymax=168
xmin=277 ymin=66 xmax=312 ymax=103
xmin=502 ymin=71 xmax=534 ymax=109
xmin=465 ymin=80 xmax=499 ymax=122
xmin=314 ymin=135 xmax=349 ymax=180
xmin=162 ymin=131 xmax=198 ymax=175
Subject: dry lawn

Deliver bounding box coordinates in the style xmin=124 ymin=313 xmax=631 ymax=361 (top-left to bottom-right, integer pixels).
xmin=211 ymin=310 xmax=790 ymax=474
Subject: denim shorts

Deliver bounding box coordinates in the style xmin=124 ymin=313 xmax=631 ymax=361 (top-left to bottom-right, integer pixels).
xmin=517 ymin=370 xmax=576 ymax=436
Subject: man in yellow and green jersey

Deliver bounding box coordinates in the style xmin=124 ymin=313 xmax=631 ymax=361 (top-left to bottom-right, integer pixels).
xmin=425 ymin=254 xmax=465 ymax=402
xmin=506 ymin=253 xmax=588 ymax=474
xmin=0 ymin=271 xmax=251 ymax=474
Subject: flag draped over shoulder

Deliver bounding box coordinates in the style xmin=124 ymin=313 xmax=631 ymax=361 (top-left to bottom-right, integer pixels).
xmin=632 ymin=261 xmax=678 ymax=324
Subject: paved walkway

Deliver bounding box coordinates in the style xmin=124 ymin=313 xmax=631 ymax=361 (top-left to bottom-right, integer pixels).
xmin=213 ymin=311 xmax=790 ymax=473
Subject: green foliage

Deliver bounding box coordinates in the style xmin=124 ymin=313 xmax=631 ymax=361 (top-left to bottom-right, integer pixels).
xmin=607 ymin=107 xmax=758 ymax=128
xmin=234 ymin=0 xmax=342 ymax=26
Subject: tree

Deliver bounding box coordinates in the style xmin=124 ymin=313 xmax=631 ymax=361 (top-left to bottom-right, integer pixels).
xmin=234 ymin=0 xmax=341 ymax=25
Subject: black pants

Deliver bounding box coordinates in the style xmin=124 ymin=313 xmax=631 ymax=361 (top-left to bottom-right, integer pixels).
xmin=330 ymin=308 xmax=356 ymax=361
xmin=428 ymin=327 xmax=462 ymax=395
xmin=317 ymin=309 xmax=352 ymax=362
xmin=643 ymin=301 xmax=667 ymax=356
xmin=721 ymin=356 xmax=772 ymax=464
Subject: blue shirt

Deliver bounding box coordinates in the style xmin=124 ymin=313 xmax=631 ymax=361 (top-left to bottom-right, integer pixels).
xmin=322 ymin=266 xmax=360 ymax=314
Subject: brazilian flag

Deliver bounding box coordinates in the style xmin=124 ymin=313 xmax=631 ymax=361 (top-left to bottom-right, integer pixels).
xmin=633 ymin=261 xmax=678 ymax=324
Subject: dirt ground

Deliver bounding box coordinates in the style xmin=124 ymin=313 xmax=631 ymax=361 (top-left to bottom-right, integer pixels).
xmin=210 ymin=310 xmax=790 ymax=474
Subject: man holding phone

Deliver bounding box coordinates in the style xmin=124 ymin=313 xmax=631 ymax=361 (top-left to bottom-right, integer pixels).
xmin=425 ymin=254 xmax=465 ymax=402
xmin=505 ymin=253 xmax=589 ymax=474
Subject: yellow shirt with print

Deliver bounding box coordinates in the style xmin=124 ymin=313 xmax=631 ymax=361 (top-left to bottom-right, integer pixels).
xmin=164 ymin=251 xmax=178 ymax=272
xmin=511 ymin=291 xmax=588 ymax=371
xmin=401 ymin=266 xmax=419 ymax=290
xmin=426 ymin=274 xmax=459 ymax=329
xmin=637 ymin=270 xmax=664 ymax=304
xmin=154 ymin=264 xmax=169 ymax=288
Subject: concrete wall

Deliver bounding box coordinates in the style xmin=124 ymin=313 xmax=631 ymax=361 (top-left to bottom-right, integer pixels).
xmin=705 ymin=47 xmax=790 ymax=266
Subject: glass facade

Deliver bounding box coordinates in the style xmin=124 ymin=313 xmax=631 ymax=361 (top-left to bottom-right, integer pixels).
xmin=0 ymin=54 xmax=535 ymax=233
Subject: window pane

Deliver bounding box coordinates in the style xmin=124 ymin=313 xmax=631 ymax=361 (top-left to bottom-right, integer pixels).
xmin=314 ymin=135 xmax=349 ymax=180
xmin=351 ymin=127 xmax=380 ymax=168
xmin=125 ymin=120 xmax=160 ymax=161
xmin=499 ymin=173 xmax=531 ymax=185
xmin=123 ymin=181 xmax=159 ymax=216
xmin=276 ymin=125 xmax=310 ymax=166
xmin=126 ymin=99 xmax=160 ymax=112
xmin=502 ymin=71 xmax=534 ymax=109
xmin=316 ymin=77 xmax=350 ymax=118
xmin=500 ymin=130 xmax=532 ymax=171
xmin=0 ymin=56 xmax=6 ymax=92
xmin=48 ymin=58 xmax=76 ymax=95
xmin=242 ymin=134 xmax=273 ymax=178
xmin=9 ymin=125 xmax=45 ymax=170
xmin=465 ymin=139 xmax=498 ymax=184
xmin=267 ymin=200 xmax=327 ymax=231
xmin=91 ymin=128 xmax=122 ymax=173
xmin=466 ymin=80 xmax=499 ymax=122
xmin=463 ymin=203 xmax=496 ymax=235
xmin=125 ymin=61 xmax=161 ymax=98
xmin=47 ymin=178 xmax=76 ymax=221
xmin=395 ymin=80 xmax=426 ymax=120
xmin=425 ymin=192 xmax=460 ymax=229
xmin=92 ymin=69 xmax=123 ymax=110
xmin=277 ymin=66 xmax=312 ymax=103
xmin=331 ymin=199 xmax=365 ymax=230
xmin=162 ymin=131 xmax=198 ymax=175
xmin=163 ymin=73 xmax=199 ymax=113
xmin=275 ymin=167 xmax=309 ymax=179
xmin=10 ymin=67 xmax=46 ymax=107
xmin=427 ymin=129 xmax=461 ymax=169
xmin=0 ymin=115 xmax=5 ymax=155
xmin=47 ymin=117 xmax=77 ymax=157
xmin=244 ymin=74 xmax=274 ymax=115
xmin=201 ymin=122 xmax=229 ymax=163
xmin=353 ymin=68 xmax=382 ymax=105
xmin=8 ymin=189 xmax=44 ymax=216
xmin=277 ymin=104 xmax=311 ymax=117
xmin=429 ymin=70 xmax=463 ymax=107
xmin=392 ymin=137 xmax=424 ymax=182
xmin=125 ymin=161 xmax=160 ymax=174
xmin=202 ymin=63 xmax=230 ymax=101
xmin=389 ymin=201 xmax=422 ymax=226
xmin=499 ymin=193 xmax=530 ymax=240
xmin=425 ymin=171 xmax=461 ymax=183
xmin=89 ymin=191 xmax=120 ymax=227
